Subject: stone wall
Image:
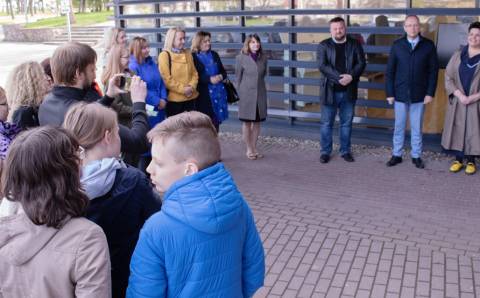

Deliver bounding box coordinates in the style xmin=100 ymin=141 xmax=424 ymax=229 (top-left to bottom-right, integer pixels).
xmin=2 ymin=24 xmax=63 ymax=42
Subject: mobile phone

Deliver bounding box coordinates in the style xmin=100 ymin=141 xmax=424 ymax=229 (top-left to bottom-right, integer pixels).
xmin=122 ymin=74 xmax=132 ymax=91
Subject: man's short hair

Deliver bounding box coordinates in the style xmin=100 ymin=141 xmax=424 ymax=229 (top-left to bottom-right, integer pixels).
xmin=51 ymin=42 xmax=97 ymax=85
xmin=147 ymin=111 xmax=220 ymax=170
xmin=469 ymin=21 xmax=480 ymax=32
xmin=405 ymin=15 xmax=420 ymax=23
xmin=329 ymin=17 xmax=345 ymax=24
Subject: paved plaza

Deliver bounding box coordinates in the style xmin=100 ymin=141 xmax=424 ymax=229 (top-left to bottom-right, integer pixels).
xmin=219 ymin=133 xmax=480 ymax=298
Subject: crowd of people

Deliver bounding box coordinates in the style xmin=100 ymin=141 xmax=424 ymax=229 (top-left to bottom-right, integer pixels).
xmin=0 ymin=27 xmax=265 ymax=298
xmin=0 ymin=14 xmax=478 ymax=298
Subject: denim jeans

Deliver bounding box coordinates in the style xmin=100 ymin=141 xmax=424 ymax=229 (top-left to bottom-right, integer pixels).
xmin=320 ymin=91 xmax=355 ymax=155
xmin=392 ymin=101 xmax=425 ymax=158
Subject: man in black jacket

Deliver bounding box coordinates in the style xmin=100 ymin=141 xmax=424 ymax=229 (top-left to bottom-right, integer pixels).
xmin=385 ymin=15 xmax=439 ymax=169
xmin=317 ymin=17 xmax=366 ymax=163
xmin=39 ymin=42 xmax=150 ymax=155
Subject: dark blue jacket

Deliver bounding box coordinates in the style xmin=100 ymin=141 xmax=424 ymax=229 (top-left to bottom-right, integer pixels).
xmin=127 ymin=163 xmax=265 ymax=298
xmin=129 ymin=55 xmax=167 ymax=128
xmin=86 ymin=166 xmax=162 ymax=298
xmin=385 ymin=35 xmax=439 ymax=103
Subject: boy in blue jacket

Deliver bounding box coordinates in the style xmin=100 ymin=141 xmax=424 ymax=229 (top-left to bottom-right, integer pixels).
xmin=127 ymin=111 xmax=265 ymax=298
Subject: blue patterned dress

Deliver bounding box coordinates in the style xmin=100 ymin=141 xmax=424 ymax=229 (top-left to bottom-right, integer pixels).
xmin=196 ymin=51 xmax=228 ymax=124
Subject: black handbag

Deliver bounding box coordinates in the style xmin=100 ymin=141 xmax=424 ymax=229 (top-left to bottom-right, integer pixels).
xmin=224 ymin=79 xmax=239 ymax=104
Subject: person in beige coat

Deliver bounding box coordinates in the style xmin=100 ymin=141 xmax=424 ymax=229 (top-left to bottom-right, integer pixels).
xmin=235 ymin=34 xmax=268 ymax=160
xmin=442 ymin=21 xmax=480 ymax=175
xmin=0 ymin=126 xmax=111 ymax=298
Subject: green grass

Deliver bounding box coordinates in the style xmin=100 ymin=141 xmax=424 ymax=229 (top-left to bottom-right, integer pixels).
xmin=24 ymin=11 xmax=112 ymax=29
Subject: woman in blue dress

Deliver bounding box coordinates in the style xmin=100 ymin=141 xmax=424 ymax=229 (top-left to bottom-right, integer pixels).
xmin=191 ymin=31 xmax=228 ymax=131
xmin=129 ymin=37 xmax=167 ymax=172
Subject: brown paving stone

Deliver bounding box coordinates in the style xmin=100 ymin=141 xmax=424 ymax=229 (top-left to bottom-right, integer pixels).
xmin=219 ymin=137 xmax=480 ymax=297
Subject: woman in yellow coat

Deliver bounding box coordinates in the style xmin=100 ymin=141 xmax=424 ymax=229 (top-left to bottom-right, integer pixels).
xmin=158 ymin=27 xmax=199 ymax=117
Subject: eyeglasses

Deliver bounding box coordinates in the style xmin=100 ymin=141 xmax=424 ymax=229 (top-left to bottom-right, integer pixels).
xmin=77 ymin=146 xmax=85 ymax=160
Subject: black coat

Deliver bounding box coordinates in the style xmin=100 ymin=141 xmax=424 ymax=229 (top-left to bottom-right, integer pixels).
xmin=192 ymin=51 xmax=227 ymax=121
xmin=39 ymin=86 xmax=149 ymax=154
xmin=317 ymin=36 xmax=366 ymax=105
xmin=385 ymin=35 xmax=439 ymax=103
xmin=11 ymin=106 xmax=39 ymax=130
xmin=86 ymin=167 xmax=162 ymax=298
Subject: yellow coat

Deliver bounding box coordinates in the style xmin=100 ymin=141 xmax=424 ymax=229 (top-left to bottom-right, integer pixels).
xmin=158 ymin=50 xmax=199 ymax=102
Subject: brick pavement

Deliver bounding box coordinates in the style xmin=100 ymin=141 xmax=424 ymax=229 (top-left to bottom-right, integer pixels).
xmin=219 ymin=134 xmax=480 ymax=298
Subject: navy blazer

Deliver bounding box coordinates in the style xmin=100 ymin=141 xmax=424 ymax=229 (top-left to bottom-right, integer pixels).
xmin=385 ymin=35 xmax=439 ymax=103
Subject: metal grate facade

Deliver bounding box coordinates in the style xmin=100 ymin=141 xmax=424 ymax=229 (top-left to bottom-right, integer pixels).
xmin=112 ymin=0 xmax=480 ymax=131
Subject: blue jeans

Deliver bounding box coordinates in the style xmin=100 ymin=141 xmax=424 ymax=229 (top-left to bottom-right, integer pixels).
xmin=392 ymin=101 xmax=425 ymax=158
xmin=320 ymin=91 xmax=355 ymax=155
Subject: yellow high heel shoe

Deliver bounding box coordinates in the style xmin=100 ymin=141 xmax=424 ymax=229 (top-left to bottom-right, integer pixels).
xmin=465 ymin=162 xmax=476 ymax=175
xmin=449 ymin=161 xmax=463 ymax=173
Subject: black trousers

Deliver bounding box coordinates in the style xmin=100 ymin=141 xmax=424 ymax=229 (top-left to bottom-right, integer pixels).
xmin=166 ymin=99 xmax=196 ymax=118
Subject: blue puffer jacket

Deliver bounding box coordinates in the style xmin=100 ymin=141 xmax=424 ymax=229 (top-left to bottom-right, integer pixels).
xmin=127 ymin=163 xmax=265 ymax=298
xmin=129 ymin=55 xmax=168 ymax=128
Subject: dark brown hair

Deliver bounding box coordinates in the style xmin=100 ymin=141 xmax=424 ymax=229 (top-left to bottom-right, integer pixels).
xmin=329 ymin=17 xmax=345 ymax=24
xmin=51 ymin=42 xmax=97 ymax=85
xmin=1 ymin=126 xmax=89 ymax=228
xmin=41 ymin=57 xmax=53 ymax=82
xmin=241 ymin=34 xmax=263 ymax=55
xmin=469 ymin=21 xmax=480 ymax=32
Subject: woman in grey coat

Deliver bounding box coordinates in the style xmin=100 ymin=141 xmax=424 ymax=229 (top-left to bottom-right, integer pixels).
xmin=235 ymin=34 xmax=268 ymax=160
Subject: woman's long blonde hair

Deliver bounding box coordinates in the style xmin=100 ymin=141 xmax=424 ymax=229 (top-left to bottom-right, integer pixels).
xmin=105 ymin=28 xmax=126 ymax=53
xmin=101 ymin=45 xmax=128 ymax=86
xmin=163 ymin=27 xmax=185 ymax=52
xmin=6 ymin=61 xmax=47 ymax=121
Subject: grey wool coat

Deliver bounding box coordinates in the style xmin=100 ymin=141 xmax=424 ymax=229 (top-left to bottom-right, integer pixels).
xmin=442 ymin=49 xmax=480 ymax=155
xmin=235 ymin=53 xmax=268 ymax=121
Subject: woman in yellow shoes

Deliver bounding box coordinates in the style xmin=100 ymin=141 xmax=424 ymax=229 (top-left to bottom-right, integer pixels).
xmin=442 ymin=22 xmax=480 ymax=175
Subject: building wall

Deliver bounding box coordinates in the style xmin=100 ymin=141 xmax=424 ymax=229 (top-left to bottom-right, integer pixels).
xmin=114 ymin=0 xmax=480 ymax=133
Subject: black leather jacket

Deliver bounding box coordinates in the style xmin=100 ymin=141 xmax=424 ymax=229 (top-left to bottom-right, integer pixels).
xmin=317 ymin=36 xmax=366 ymax=105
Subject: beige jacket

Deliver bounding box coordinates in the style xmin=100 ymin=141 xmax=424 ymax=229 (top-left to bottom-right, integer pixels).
xmin=0 ymin=199 xmax=111 ymax=298
xmin=442 ymin=49 xmax=480 ymax=155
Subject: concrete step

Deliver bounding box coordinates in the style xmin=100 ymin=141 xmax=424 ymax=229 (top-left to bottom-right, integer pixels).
xmin=57 ymin=34 xmax=103 ymax=39
xmin=44 ymin=26 xmax=107 ymax=47
xmin=44 ymin=41 xmax=97 ymax=46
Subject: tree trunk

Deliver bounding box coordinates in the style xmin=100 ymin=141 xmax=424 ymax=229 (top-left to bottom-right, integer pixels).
xmin=28 ymin=0 xmax=33 ymax=16
xmin=6 ymin=0 xmax=15 ymax=19
xmin=69 ymin=0 xmax=76 ymax=24
xmin=79 ymin=0 xmax=85 ymax=13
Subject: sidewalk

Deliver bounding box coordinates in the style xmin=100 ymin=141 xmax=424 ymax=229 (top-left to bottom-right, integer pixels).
xmin=219 ymin=133 xmax=480 ymax=298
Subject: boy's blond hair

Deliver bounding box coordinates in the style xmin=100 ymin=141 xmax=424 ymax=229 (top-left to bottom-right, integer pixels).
xmin=147 ymin=111 xmax=220 ymax=170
